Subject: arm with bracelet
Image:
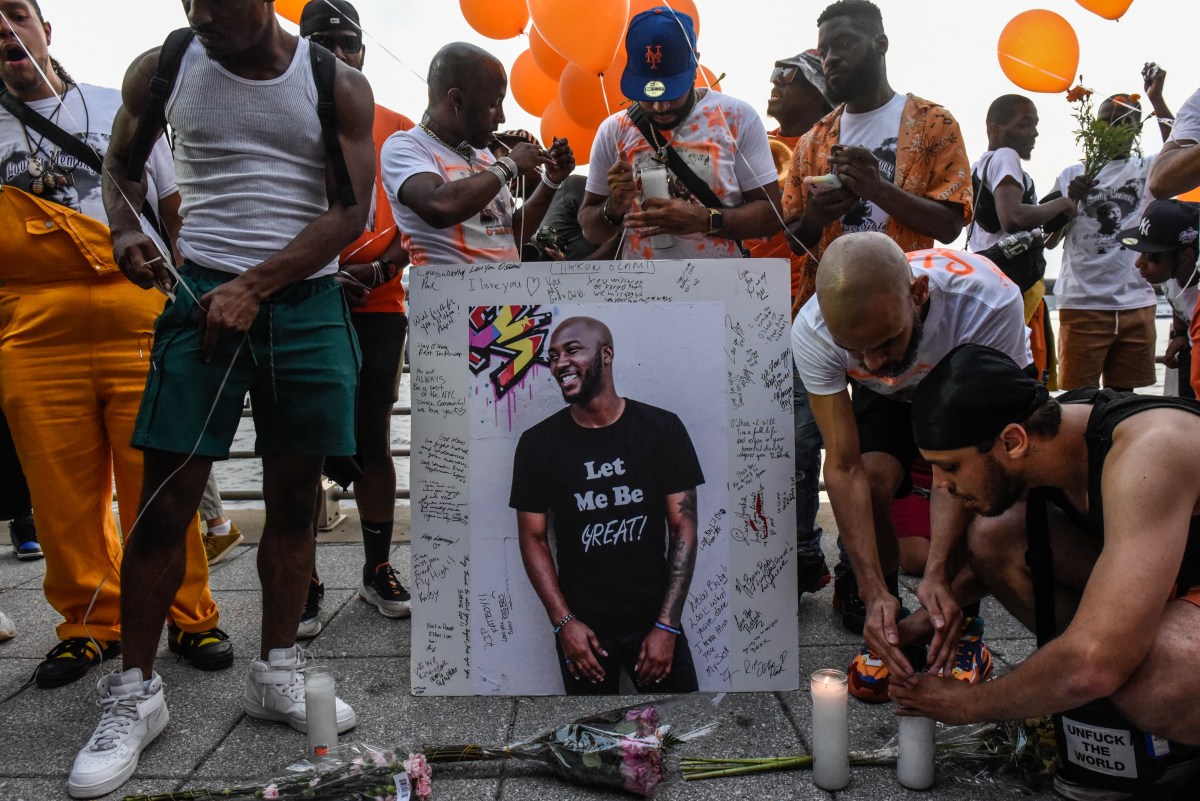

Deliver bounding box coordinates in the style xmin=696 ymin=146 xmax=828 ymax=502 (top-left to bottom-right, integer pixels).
xmin=516 ymin=510 xmax=608 ymax=684
xmin=635 ymin=487 xmax=698 ymax=685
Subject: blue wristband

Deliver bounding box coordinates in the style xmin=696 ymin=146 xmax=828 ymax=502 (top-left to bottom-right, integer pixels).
xmin=654 ymin=621 xmax=683 ymax=636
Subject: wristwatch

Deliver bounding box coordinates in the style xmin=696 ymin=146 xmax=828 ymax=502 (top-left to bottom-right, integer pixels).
xmin=706 ymin=208 xmax=724 ymax=235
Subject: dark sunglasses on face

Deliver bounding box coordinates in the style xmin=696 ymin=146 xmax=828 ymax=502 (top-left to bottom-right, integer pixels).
xmin=309 ymin=33 xmax=363 ymax=55
xmin=770 ymin=65 xmax=799 ymax=85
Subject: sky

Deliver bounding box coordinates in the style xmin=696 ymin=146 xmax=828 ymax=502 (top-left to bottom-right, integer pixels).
xmin=43 ymin=0 xmax=1200 ymax=275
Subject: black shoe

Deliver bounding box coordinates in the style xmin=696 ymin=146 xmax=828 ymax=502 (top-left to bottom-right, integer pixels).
xmin=832 ymin=562 xmax=866 ymax=634
xmin=297 ymin=578 xmax=325 ymax=639
xmin=797 ymin=551 xmax=831 ymax=597
xmin=166 ymin=623 xmax=233 ymax=670
xmin=359 ymin=562 xmax=412 ymax=618
xmin=36 ymin=637 xmax=120 ymax=688
xmin=9 ymin=514 xmax=42 ymax=561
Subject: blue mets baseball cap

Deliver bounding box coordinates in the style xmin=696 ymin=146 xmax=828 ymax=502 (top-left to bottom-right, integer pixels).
xmin=620 ymin=7 xmax=698 ymax=102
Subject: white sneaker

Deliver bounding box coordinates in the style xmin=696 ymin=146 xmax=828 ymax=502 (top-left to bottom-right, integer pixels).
xmin=0 ymin=611 xmax=14 ymax=641
xmin=68 ymin=668 xmax=168 ymax=799
xmin=243 ymin=646 xmax=356 ymax=733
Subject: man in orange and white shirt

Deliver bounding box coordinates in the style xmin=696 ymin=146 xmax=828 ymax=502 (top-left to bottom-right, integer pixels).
xmin=381 ymin=43 xmax=574 ymax=267
xmin=578 ymin=6 xmax=780 ymax=260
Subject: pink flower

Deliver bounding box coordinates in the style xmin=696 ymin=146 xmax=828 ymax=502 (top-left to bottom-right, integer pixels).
xmin=625 ymin=706 xmax=660 ymax=738
xmin=261 ymin=784 xmax=280 ymax=799
xmin=619 ymin=738 xmax=664 ymax=796
xmin=405 ymin=752 xmax=433 ymax=800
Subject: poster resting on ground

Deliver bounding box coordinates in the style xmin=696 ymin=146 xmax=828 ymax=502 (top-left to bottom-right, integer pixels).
xmin=408 ymin=258 xmax=797 ymax=695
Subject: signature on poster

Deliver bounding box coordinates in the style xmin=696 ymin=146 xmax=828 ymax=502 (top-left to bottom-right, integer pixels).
xmin=468 ymin=305 xmax=552 ymax=399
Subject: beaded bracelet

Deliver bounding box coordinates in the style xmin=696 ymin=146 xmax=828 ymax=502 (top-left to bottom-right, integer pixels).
xmin=654 ymin=621 xmax=683 ymax=636
xmin=552 ymin=612 xmax=575 ymax=634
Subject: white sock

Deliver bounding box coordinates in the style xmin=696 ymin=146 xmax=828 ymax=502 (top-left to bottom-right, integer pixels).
xmin=207 ymin=520 xmax=232 ymax=536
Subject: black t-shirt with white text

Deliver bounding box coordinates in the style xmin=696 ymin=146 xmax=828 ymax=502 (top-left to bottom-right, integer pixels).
xmin=510 ymin=399 xmax=705 ymax=633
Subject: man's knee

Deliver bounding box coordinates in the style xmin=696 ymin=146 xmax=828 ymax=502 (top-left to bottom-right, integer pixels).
xmin=862 ymin=452 xmax=904 ymax=508
xmin=1112 ymin=600 xmax=1200 ymax=744
xmin=966 ymin=506 xmax=1028 ymax=576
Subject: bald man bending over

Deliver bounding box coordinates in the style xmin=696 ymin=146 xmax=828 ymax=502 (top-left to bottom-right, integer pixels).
xmin=791 ymin=232 xmax=1031 ymax=701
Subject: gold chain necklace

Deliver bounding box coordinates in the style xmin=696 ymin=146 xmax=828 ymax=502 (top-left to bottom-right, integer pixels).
xmin=419 ymin=122 xmax=474 ymax=161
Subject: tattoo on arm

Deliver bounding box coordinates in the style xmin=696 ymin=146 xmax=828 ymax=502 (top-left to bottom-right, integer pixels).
xmin=661 ymin=489 xmax=698 ymax=626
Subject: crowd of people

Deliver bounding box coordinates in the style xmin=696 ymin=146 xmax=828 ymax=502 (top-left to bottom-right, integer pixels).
xmin=2 ymin=0 xmax=1199 ymax=797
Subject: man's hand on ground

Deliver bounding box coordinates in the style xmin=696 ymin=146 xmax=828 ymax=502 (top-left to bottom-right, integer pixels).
xmin=558 ymin=619 xmax=607 ymax=683
xmin=917 ymin=577 xmax=965 ymax=677
xmin=635 ymin=627 xmax=676 ymax=685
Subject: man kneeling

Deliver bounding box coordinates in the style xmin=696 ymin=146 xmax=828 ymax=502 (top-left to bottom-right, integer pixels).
xmin=893 ymin=344 xmax=1200 ymax=796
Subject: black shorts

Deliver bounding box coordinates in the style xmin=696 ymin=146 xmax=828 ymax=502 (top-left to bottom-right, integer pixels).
xmin=350 ymin=312 xmax=408 ymax=406
xmin=851 ymin=381 xmax=916 ymax=497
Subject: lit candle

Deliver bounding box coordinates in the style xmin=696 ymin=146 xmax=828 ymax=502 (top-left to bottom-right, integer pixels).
xmin=305 ymin=666 xmax=339 ymax=758
xmin=897 ymin=715 xmax=936 ymax=789
xmin=810 ymin=668 xmax=850 ymax=790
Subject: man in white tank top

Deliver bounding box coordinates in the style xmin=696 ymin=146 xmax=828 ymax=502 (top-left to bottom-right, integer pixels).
xmin=76 ymin=3 xmax=376 ymax=797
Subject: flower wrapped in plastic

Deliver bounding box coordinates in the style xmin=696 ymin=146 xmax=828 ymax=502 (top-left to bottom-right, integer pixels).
xmin=120 ymin=742 xmax=433 ymax=801
xmin=682 ymin=717 xmax=1058 ymax=794
xmin=425 ymin=701 xmax=705 ymax=797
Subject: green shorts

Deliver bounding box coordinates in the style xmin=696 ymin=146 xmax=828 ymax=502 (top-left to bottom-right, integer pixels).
xmin=132 ymin=264 xmax=361 ymax=459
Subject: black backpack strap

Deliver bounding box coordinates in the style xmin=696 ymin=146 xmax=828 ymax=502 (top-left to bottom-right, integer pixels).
xmin=1025 ymin=487 xmax=1058 ymax=647
xmin=126 ymin=27 xmax=194 ymax=184
xmin=627 ymin=104 xmax=749 ymax=257
xmin=1 ymin=86 xmax=103 ymax=173
xmin=309 ymin=42 xmax=357 ymax=209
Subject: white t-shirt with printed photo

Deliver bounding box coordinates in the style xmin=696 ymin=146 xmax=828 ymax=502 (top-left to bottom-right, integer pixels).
xmin=834 ymin=91 xmax=906 ymax=235
xmin=381 ymin=126 xmax=518 ymax=267
xmin=1053 ymin=157 xmax=1156 ymax=311
xmin=792 ymin=248 xmax=1031 ymax=400
xmin=586 ymin=89 xmax=776 ymax=260
xmin=1170 ymin=87 xmax=1200 ymax=144
xmin=968 ymin=147 xmax=1031 ymax=252
xmin=0 ymin=82 xmax=175 ymax=223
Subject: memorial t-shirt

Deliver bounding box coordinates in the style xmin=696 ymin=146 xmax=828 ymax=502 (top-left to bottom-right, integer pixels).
xmin=509 ymin=399 xmax=705 ymax=632
xmin=1052 ymin=157 xmax=1156 ymax=311
xmin=792 ymin=248 xmax=1031 ymax=399
xmin=969 ymin=147 xmax=1036 ymax=252
xmin=1170 ymin=87 xmax=1200 ymax=144
xmin=835 ymin=91 xmax=906 ymax=234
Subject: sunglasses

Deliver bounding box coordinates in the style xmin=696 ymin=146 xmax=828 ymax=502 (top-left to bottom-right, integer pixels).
xmin=770 ymin=65 xmax=799 ymax=85
xmin=309 ymin=33 xmax=363 ymax=55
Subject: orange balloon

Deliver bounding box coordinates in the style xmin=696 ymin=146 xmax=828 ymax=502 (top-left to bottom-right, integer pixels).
xmin=529 ymin=27 xmax=569 ymax=79
xmin=1179 ymin=186 xmax=1200 ymax=203
xmin=627 ymin=0 xmax=700 ymax=38
xmin=540 ymin=98 xmax=597 ymax=167
xmin=559 ymin=50 xmax=627 ymax=129
xmin=275 ymin=0 xmax=306 ymax=24
xmin=529 ymin=0 xmax=630 ymax=75
xmin=510 ymin=50 xmax=559 ymax=117
xmin=1075 ymin=0 xmax=1135 ymax=20
xmin=696 ymin=64 xmax=722 ymax=92
xmin=997 ymin=10 xmax=1079 ymax=94
xmin=460 ymin=0 xmax=529 ymax=40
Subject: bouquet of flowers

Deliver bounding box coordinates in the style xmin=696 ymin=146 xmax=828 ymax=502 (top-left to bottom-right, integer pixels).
xmin=681 ymin=717 xmax=1058 ymax=794
xmin=121 ymin=743 xmax=433 ymax=801
xmin=423 ymin=702 xmax=687 ymax=797
xmin=1066 ymin=79 xmax=1143 ymax=182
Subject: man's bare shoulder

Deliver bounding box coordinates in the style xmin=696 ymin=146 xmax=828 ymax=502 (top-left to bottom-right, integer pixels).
xmin=1107 ymin=406 xmax=1200 ymax=500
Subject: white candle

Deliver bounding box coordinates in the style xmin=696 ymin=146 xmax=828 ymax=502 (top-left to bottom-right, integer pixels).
xmin=810 ymin=668 xmax=850 ymax=790
xmin=305 ymin=666 xmax=339 ymax=758
xmin=897 ymin=715 xmax=936 ymax=789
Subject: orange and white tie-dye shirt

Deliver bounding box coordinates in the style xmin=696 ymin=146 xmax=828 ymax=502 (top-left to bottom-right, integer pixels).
xmin=586 ymin=89 xmax=777 ymax=260
xmin=381 ymin=126 xmax=518 ymax=267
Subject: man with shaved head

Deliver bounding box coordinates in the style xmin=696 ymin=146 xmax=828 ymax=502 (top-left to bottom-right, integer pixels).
xmin=511 ymin=316 xmax=704 ymax=694
xmin=381 ymin=42 xmax=574 ymax=266
xmin=792 ymin=232 xmax=1030 ymax=702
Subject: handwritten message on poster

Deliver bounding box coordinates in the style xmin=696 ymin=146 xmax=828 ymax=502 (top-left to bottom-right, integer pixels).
xmin=409 ymin=259 xmax=796 ymax=695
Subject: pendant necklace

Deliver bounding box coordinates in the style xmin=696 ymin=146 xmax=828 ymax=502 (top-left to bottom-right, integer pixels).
xmin=419 ymin=121 xmax=476 ymax=166
xmin=21 ymin=83 xmax=89 ymax=195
